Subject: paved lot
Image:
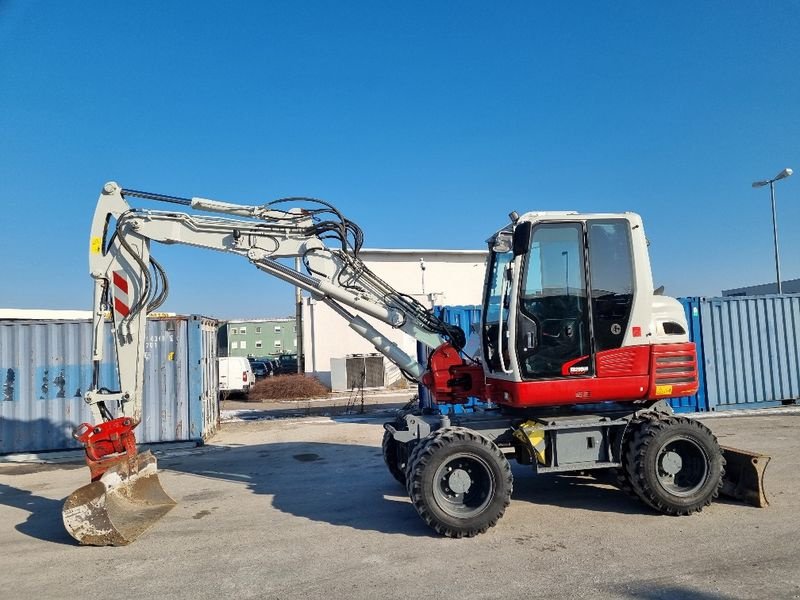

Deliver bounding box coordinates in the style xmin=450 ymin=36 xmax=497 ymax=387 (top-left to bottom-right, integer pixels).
xmin=1 ymin=413 xmax=798 ymax=600
xmin=221 ymin=389 xmax=415 ymax=419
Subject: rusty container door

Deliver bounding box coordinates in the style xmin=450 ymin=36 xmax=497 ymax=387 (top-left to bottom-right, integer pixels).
xmin=187 ymin=316 xmax=219 ymax=441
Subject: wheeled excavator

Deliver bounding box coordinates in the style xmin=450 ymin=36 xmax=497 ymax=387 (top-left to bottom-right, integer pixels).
xmin=62 ymin=182 xmax=770 ymax=545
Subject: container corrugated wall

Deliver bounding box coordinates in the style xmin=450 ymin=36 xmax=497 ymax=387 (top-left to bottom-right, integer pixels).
xmin=0 ymin=316 xmax=219 ymax=454
xmin=671 ymin=298 xmax=706 ymax=413
xmin=188 ymin=316 xmax=219 ymax=441
xmin=700 ymin=295 xmax=800 ymax=410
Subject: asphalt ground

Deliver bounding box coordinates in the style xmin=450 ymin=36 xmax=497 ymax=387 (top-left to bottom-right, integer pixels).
xmin=220 ymin=388 xmax=416 ymax=420
xmin=1 ymin=412 xmax=798 ymax=600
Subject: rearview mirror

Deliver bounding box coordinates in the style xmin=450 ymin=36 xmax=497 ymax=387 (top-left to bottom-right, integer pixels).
xmin=492 ymin=233 xmax=512 ymax=253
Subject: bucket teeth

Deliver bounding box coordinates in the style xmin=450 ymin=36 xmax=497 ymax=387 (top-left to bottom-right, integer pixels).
xmin=62 ymin=451 xmax=176 ymax=546
xmin=720 ymin=446 xmax=770 ymax=508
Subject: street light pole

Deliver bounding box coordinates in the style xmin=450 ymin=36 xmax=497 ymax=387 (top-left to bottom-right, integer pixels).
xmin=752 ymin=168 xmax=793 ymax=295
xmin=769 ymin=181 xmax=782 ymax=294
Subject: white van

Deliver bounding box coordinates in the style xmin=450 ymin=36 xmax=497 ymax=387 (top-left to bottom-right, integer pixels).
xmin=218 ymin=356 xmax=255 ymax=397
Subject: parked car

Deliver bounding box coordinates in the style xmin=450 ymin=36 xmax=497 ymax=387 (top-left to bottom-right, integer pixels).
xmin=248 ymin=356 xmax=278 ymax=376
xmin=250 ymin=361 xmax=271 ymax=379
xmin=277 ymin=354 xmax=298 ymax=374
xmin=218 ymin=356 xmax=255 ymax=398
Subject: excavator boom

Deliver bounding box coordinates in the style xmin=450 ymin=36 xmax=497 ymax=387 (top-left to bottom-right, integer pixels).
xmin=66 ymin=182 xmax=464 ymax=545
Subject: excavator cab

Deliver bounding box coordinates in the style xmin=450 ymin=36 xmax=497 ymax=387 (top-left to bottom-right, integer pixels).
xmin=480 ymin=212 xmax=698 ymax=408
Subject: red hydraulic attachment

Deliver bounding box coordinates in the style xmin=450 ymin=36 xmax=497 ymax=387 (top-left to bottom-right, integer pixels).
xmin=73 ymin=417 xmax=140 ymax=481
xmin=421 ymin=343 xmax=486 ymax=404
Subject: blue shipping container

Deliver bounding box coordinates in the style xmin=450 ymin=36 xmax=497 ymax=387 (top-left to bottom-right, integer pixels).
xmin=699 ymin=294 xmax=800 ymax=410
xmin=672 ymin=298 xmax=707 ymax=413
xmin=0 ymin=315 xmax=219 ymax=454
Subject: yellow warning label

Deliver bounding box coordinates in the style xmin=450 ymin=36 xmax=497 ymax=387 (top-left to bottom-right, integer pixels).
xmin=90 ymin=237 xmax=102 ymax=255
xmin=656 ymin=384 xmax=674 ymax=396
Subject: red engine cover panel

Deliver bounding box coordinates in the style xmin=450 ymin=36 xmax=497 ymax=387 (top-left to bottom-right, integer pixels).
xmin=596 ymin=345 xmax=650 ymax=377
xmin=487 ymin=374 xmax=650 ymax=407
xmin=486 ymin=343 xmax=698 ymax=409
xmin=646 ymin=342 xmax=699 ymax=399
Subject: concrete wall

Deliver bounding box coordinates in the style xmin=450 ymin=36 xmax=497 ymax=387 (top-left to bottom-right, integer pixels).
xmin=303 ymin=248 xmax=488 ymax=388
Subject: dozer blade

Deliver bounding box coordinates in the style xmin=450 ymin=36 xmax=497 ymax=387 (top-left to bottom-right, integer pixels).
xmin=62 ymin=450 xmax=176 ymax=546
xmin=720 ymin=446 xmax=770 ymax=508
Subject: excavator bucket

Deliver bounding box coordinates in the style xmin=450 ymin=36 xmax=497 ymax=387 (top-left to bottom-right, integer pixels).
xmin=720 ymin=446 xmax=770 ymax=508
xmin=62 ymin=451 xmax=176 ymax=546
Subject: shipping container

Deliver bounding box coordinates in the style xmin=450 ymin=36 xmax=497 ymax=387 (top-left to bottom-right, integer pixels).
xmin=0 ymin=315 xmax=219 ymax=454
xmin=672 ymin=298 xmax=707 ymax=413
xmin=699 ymin=294 xmax=800 ymax=410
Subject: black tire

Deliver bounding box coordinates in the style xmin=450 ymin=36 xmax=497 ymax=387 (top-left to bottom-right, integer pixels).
xmin=624 ymin=415 xmax=724 ymax=515
xmin=405 ymin=427 xmax=513 ymax=538
xmin=381 ymin=408 xmax=419 ymax=485
xmin=613 ymin=416 xmax=649 ymax=499
xmin=382 ymin=429 xmax=406 ymax=485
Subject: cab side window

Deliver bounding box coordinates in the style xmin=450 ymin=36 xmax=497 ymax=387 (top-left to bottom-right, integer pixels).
xmin=588 ymin=220 xmax=634 ymax=352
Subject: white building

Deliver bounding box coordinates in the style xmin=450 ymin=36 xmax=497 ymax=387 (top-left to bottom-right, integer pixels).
xmin=302 ymin=248 xmax=488 ymax=389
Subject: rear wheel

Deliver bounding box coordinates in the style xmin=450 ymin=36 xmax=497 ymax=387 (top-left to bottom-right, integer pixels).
xmin=406 ymin=427 xmax=513 ymax=537
xmin=624 ymin=415 xmax=724 ymax=515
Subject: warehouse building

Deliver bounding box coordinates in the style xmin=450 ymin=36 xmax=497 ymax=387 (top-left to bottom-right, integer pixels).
xmin=722 ymin=278 xmax=800 ymax=296
xmin=301 ymin=248 xmax=488 ymax=390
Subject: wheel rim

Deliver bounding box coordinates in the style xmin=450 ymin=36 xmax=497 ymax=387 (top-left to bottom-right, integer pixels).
xmin=655 ymin=436 xmax=709 ymax=497
xmin=432 ymin=452 xmax=495 ymax=518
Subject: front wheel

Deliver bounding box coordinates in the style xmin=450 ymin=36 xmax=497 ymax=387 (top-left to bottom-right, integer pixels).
xmin=381 ymin=429 xmax=407 ymax=485
xmin=624 ymin=415 xmax=724 ymax=515
xmin=406 ymin=427 xmax=513 ymax=537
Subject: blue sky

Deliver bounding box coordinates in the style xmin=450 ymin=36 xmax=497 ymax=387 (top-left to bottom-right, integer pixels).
xmin=2 ymin=2 xmax=799 ymax=319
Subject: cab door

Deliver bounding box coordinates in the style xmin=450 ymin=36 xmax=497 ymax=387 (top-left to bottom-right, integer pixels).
xmin=516 ymin=222 xmax=592 ymax=380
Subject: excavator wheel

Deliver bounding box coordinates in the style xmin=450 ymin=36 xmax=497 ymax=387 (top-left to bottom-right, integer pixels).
xmin=623 ymin=415 xmax=724 ymax=515
xmin=381 ymin=407 xmax=420 ymax=486
xmin=382 ymin=429 xmax=407 ymax=485
xmin=405 ymin=427 xmax=513 ymax=538
xmin=611 ymin=416 xmax=649 ymax=499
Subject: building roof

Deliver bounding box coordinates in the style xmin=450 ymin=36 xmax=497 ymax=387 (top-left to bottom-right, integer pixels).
xmin=225 ymin=317 xmax=295 ymax=324
xmin=358 ymin=248 xmax=488 ymax=257
xmin=722 ymin=278 xmax=800 ymax=296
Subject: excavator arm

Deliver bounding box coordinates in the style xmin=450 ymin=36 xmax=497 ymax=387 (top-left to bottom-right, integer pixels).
xmin=64 ymin=182 xmax=469 ymax=545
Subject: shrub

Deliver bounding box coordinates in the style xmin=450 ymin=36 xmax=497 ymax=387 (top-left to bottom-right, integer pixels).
xmin=249 ymin=374 xmax=329 ymax=400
